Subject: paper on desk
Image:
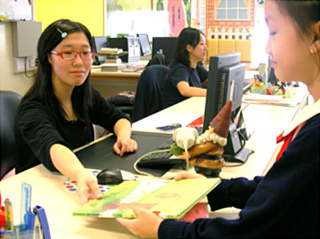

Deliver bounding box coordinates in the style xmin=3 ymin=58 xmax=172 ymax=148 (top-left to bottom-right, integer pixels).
xmin=243 ymin=93 xmax=299 ymax=107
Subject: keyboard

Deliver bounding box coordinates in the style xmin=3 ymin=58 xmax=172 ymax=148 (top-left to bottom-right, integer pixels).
xmin=156 ymin=139 xmax=174 ymax=149
xmin=137 ymin=140 xmax=185 ymax=167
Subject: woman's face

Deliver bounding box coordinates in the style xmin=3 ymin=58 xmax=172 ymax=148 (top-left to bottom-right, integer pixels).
xmin=48 ymin=32 xmax=92 ymax=90
xmin=264 ymin=0 xmax=317 ymax=85
xmin=188 ymin=34 xmax=207 ymax=63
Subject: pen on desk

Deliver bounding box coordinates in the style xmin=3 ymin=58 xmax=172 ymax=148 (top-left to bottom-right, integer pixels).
xmin=4 ymin=199 xmax=13 ymax=231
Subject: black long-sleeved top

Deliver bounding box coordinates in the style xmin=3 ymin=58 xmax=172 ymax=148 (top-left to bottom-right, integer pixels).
xmin=15 ymin=88 xmax=129 ymax=173
xmin=159 ymin=100 xmax=320 ymax=238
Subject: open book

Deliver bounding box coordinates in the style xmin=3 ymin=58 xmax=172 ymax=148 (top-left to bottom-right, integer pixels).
xmin=73 ymin=178 xmax=220 ymax=219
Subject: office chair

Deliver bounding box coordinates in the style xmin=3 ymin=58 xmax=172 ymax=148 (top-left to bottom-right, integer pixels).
xmin=0 ymin=91 xmax=22 ymax=180
xmin=145 ymin=53 xmax=167 ymax=67
xmin=107 ymin=91 xmax=135 ymax=118
xmin=132 ymin=65 xmax=169 ymax=122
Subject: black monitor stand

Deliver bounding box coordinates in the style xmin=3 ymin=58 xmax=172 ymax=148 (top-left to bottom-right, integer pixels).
xmin=223 ymin=122 xmax=253 ymax=163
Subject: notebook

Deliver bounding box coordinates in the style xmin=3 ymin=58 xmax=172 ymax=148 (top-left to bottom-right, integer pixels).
xmin=72 ymin=178 xmax=220 ymax=219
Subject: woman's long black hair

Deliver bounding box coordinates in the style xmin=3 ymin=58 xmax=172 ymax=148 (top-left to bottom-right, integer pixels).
xmin=19 ymin=19 xmax=94 ymax=121
xmin=169 ymin=27 xmax=204 ymax=67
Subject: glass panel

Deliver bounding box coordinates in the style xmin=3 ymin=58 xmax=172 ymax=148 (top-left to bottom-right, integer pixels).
xmin=239 ymin=0 xmax=247 ymax=8
xmin=218 ymin=0 xmax=226 ymax=8
xmin=227 ymin=9 xmax=237 ymax=19
xmin=217 ymin=10 xmax=226 ymax=19
xmin=239 ymin=9 xmax=248 ymax=19
xmin=227 ymin=0 xmax=238 ymax=8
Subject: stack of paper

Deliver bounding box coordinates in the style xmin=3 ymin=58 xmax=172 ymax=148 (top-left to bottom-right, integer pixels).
xmin=100 ymin=63 xmax=126 ymax=72
xmin=99 ymin=48 xmax=123 ymax=54
xmin=243 ymin=93 xmax=298 ymax=107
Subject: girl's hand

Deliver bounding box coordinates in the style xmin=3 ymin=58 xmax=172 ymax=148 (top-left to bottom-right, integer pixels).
xmin=113 ymin=138 xmax=138 ymax=156
xmin=175 ymin=171 xmax=207 ymax=181
xmin=116 ymin=207 xmax=162 ymax=238
xmin=76 ymin=169 xmax=103 ymax=205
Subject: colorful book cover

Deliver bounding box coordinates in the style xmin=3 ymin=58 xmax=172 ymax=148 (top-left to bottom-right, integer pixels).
xmin=72 ymin=178 xmax=220 ymax=219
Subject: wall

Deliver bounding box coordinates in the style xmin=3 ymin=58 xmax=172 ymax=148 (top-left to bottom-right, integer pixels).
xmin=35 ymin=0 xmax=104 ymax=36
xmin=0 ymin=22 xmax=35 ymax=96
xmin=0 ymin=0 xmax=105 ymax=97
xmin=206 ymin=0 xmax=255 ymax=33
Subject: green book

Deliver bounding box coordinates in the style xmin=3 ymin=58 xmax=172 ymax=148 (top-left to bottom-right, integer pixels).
xmin=72 ymin=178 xmax=220 ymax=219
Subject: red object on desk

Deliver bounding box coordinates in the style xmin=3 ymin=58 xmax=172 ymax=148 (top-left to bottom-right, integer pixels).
xmin=186 ymin=116 xmax=203 ymax=129
xmin=0 ymin=193 xmax=5 ymax=229
xmin=176 ymin=203 xmax=208 ymax=223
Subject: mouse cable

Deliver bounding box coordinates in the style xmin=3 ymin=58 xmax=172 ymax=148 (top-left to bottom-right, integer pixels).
xmin=133 ymin=149 xmax=176 ymax=180
xmin=182 ymin=140 xmax=190 ymax=171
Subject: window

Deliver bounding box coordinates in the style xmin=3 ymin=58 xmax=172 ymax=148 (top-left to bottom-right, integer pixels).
xmin=215 ymin=0 xmax=250 ymax=20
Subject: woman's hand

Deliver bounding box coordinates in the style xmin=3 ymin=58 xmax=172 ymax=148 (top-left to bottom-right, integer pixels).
xmin=76 ymin=169 xmax=103 ymax=205
xmin=113 ymin=118 xmax=138 ymax=156
xmin=50 ymin=144 xmax=103 ymax=205
xmin=113 ymin=138 xmax=138 ymax=156
xmin=116 ymin=207 xmax=162 ymax=238
xmin=174 ymin=171 xmax=207 ymax=181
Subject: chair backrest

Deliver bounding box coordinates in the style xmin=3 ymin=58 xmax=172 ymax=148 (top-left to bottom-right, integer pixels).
xmin=132 ymin=65 xmax=169 ymax=122
xmin=0 ymin=91 xmax=22 ymax=179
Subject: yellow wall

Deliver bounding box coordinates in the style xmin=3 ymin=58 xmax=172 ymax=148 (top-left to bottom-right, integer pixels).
xmin=35 ymin=0 xmax=104 ymax=36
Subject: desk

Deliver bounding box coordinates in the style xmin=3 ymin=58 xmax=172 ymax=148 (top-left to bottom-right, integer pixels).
xmin=0 ymin=85 xmax=309 ymax=238
xmin=90 ymin=68 xmax=141 ymax=81
xmin=90 ymin=67 xmax=257 ymax=100
xmin=0 ymin=165 xmax=139 ymax=239
xmin=132 ymin=84 xmax=309 ymax=179
xmin=90 ymin=67 xmax=258 ymax=82
xmin=90 ymin=68 xmax=140 ymax=99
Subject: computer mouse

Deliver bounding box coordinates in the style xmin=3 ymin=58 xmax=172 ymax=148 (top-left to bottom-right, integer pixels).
xmin=96 ymin=168 xmax=136 ymax=185
xmin=171 ymin=123 xmax=182 ymax=129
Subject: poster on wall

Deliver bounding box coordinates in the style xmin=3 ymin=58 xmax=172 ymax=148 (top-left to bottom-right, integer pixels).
xmin=105 ymin=0 xmax=191 ymax=38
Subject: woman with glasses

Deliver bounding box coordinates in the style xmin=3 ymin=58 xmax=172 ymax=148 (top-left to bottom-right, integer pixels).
xmin=14 ymin=19 xmax=137 ymax=205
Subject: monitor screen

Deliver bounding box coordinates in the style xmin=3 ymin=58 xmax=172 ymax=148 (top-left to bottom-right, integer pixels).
xmin=92 ymin=36 xmax=108 ymax=65
xmin=108 ymin=37 xmax=130 ymax=63
xmin=152 ymin=37 xmax=178 ymax=65
xmin=137 ymin=33 xmax=152 ymax=56
xmin=203 ymin=52 xmax=251 ymax=163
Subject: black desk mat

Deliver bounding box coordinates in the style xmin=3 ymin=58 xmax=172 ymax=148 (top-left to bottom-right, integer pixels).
xmin=76 ymin=131 xmax=175 ymax=177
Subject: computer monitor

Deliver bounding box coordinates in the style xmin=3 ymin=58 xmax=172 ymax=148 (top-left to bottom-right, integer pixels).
xmin=137 ymin=33 xmax=152 ymax=56
xmin=152 ymin=37 xmax=178 ymax=65
xmin=108 ymin=37 xmax=131 ymax=63
xmin=203 ymin=52 xmax=252 ymax=163
xmin=92 ymin=36 xmax=108 ymax=65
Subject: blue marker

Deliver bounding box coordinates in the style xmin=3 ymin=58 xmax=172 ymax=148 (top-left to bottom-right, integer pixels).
xmin=20 ymin=182 xmax=34 ymax=238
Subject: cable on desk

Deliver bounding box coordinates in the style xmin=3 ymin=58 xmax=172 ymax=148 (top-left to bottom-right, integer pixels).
xmin=133 ymin=149 xmax=176 ymax=179
xmin=183 ymin=141 xmax=190 ymax=171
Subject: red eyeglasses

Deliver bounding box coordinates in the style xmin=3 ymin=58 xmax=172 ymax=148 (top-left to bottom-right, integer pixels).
xmin=51 ymin=51 xmax=96 ymax=61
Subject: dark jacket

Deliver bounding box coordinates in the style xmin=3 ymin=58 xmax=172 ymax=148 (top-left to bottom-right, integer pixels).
xmin=159 ymin=113 xmax=320 ymax=238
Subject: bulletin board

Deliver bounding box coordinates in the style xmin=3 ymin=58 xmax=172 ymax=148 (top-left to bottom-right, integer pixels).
xmin=0 ymin=0 xmax=33 ymax=21
xmin=104 ymin=0 xmax=191 ymax=38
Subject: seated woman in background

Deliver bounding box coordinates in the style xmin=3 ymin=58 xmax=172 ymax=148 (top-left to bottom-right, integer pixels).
xmin=162 ymin=28 xmax=208 ymax=109
xmin=14 ymin=19 xmax=137 ymax=205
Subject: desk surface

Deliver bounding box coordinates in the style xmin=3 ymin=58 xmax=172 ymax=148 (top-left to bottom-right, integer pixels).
xmin=90 ymin=66 xmax=258 ymax=82
xmin=0 ymin=165 xmax=139 ymax=239
xmin=132 ymin=84 xmax=309 ymax=179
xmin=90 ymin=68 xmax=141 ymax=81
xmin=0 ymin=84 xmax=308 ymax=238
